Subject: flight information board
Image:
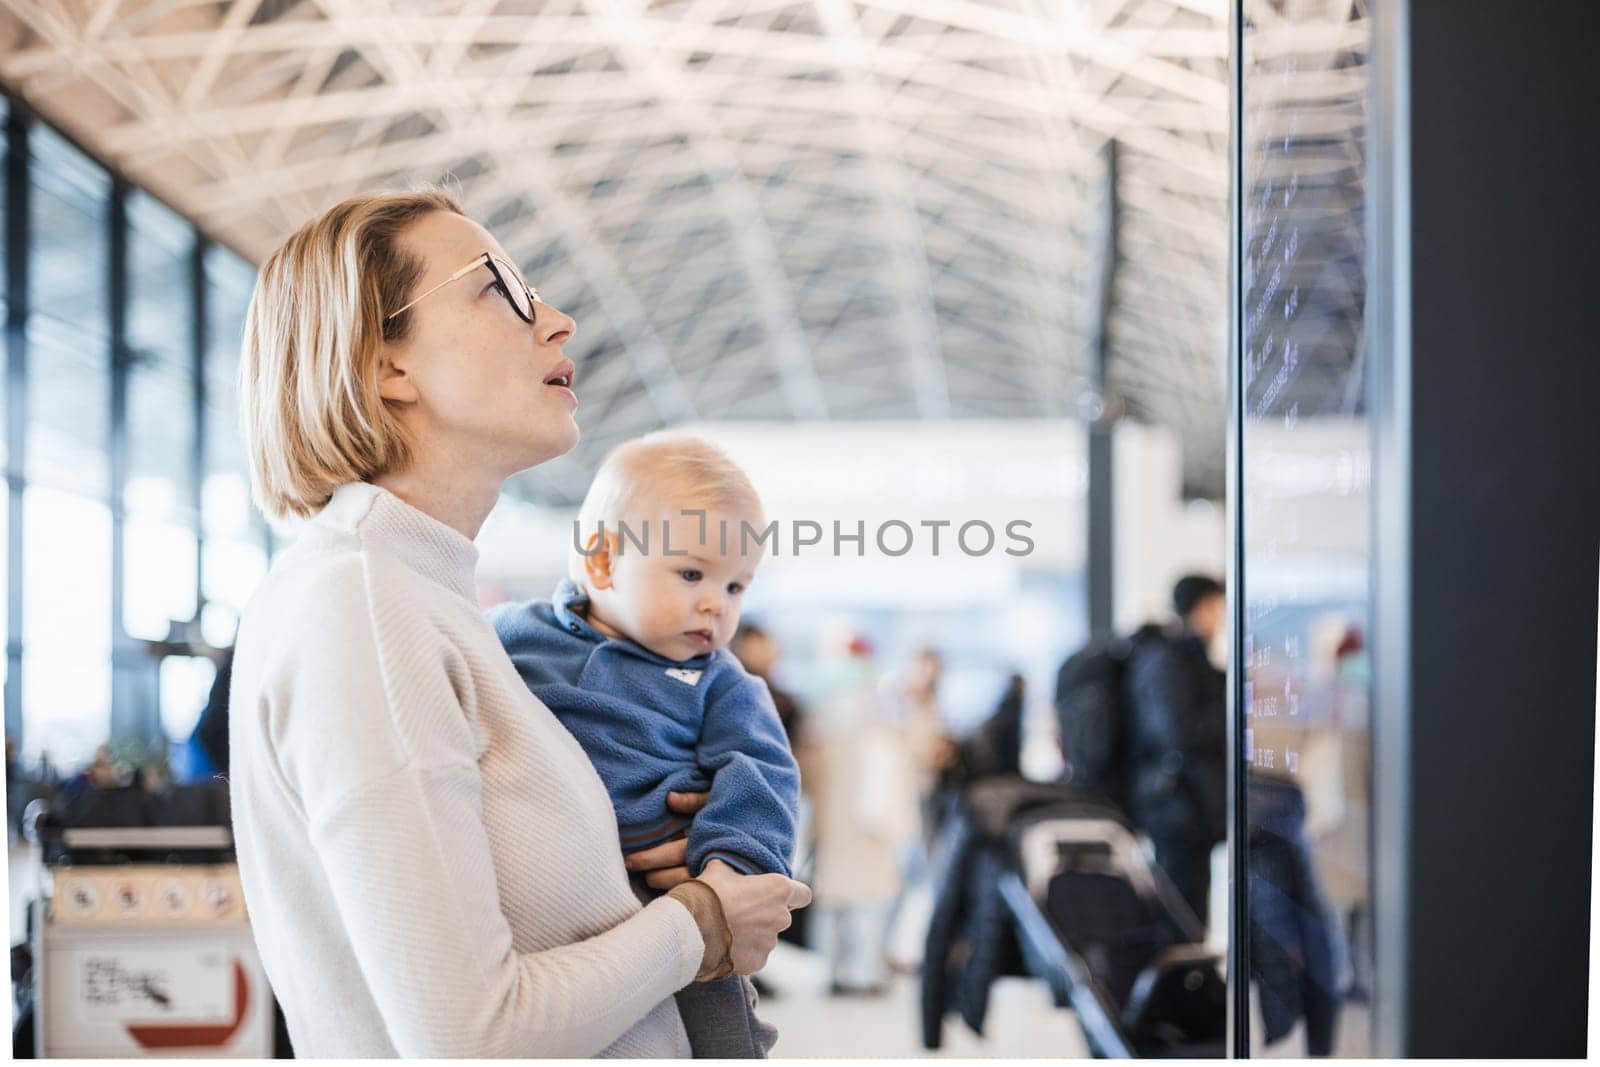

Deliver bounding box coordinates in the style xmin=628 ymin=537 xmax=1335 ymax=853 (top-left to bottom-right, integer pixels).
xmin=1238 ymin=0 xmax=1373 ymax=1056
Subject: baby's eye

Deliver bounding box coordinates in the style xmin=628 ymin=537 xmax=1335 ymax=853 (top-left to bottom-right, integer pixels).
xmin=727 ymin=582 xmax=745 ymax=595
xmin=679 ymin=568 xmax=703 ymax=582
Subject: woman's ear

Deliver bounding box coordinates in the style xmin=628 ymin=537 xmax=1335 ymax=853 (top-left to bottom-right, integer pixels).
xmin=377 ymin=345 xmax=420 ymax=405
xmin=584 ymin=530 xmax=618 ymax=590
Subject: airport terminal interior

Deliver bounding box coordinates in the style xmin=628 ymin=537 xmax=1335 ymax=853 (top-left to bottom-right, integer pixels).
xmin=1 ymin=0 xmax=1596 ymax=1059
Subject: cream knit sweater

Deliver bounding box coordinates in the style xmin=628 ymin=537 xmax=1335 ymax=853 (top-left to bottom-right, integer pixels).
xmin=228 ymin=482 xmax=703 ymax=1057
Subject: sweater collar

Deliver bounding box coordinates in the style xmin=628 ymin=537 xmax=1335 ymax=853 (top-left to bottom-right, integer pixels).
xmin=318 ymin=483 xmax=480 ymax=602
xmin=552 ymin=577 xmax=606 ymax=642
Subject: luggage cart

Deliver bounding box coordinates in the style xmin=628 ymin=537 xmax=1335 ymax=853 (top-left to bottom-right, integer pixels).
xmin=28 ymin=822 xmax=275 ymax=1058
xmin=1001 ymin=798 xmax=1226 ymax=1058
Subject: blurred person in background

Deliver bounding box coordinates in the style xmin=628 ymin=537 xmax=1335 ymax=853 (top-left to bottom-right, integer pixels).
xmin=730 ymin=622 xmax=803 ymax=748
xmin=189 ymin=645 xmax=235 ymax=781
xmin=881 ymin=645 xmax=962 ymax=973
xmin=81 ymin=745 xmax=121 ymax=790
xmin=802 ymin=633 xmax=918 ymax=995
xmin=732 ymin=621 xmax=811 ymax=953
xmin=1125 ymin=575 xmax=1228 ymax=925
xmin=946 ymin=672 xmax=1026 ymax=783
xmin=900 ymin=647 xmax=958 ymax=801
xmin=6 ymin=734 xmax=18 ymax=839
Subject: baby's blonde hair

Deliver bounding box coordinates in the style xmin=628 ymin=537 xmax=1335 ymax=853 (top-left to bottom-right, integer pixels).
xmin=569 ymin=431 xmax=764 ymax=585
xmin=239 ymin=187 xmax=464 ymax=519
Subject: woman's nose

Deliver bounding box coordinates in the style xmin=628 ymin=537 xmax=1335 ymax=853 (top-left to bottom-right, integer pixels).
xmin=535 ymin=302 xmax=576 ymax=347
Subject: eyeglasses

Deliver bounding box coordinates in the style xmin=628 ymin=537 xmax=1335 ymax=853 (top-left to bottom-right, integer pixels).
xmin=384 ymin=251 xmax=540 ymax=324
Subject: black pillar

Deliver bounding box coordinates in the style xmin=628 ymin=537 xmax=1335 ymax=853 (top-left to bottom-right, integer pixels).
xmin=1370 ymin=1 xmax=1600 ymax=1055
xmin=1087 ymin=141 xmax=1119 ymax=642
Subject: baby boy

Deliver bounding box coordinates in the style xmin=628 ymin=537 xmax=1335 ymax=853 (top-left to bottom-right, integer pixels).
xmin=490 ymin=431 xmax=799 ymax=1058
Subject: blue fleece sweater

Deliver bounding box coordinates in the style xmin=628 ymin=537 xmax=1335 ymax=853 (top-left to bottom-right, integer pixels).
xmin=490 ymin=579 xmax=799 ymax=877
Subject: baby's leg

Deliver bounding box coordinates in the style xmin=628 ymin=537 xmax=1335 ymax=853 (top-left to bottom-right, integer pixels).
xmin=674 ymin=975 xmax=778 ymax=1059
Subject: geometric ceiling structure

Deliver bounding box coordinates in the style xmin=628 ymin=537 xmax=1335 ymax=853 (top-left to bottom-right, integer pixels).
xmin=0 ymin=0 xmax=1265 ymax=502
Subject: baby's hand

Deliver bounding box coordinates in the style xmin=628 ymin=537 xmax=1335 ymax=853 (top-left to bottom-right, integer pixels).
xmin=623 ymin=791 xmax=709 ymax=888
xmin=666 ymin=790 xmax=711 ymax=816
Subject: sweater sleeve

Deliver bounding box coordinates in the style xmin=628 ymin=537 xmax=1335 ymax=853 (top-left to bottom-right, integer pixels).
xmin=686 ymin=670 xmax=801 ymax=877
xmin=270 ymin=564 xmax=703 ymax=1057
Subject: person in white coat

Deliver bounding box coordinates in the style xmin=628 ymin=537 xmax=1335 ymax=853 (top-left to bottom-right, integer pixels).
xmin=799 ymin=634 xmax=918 ymax=994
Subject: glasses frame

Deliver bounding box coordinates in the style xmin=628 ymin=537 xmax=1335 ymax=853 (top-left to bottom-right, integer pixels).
xmin=384 ymin=251 xmax=540 ymax=324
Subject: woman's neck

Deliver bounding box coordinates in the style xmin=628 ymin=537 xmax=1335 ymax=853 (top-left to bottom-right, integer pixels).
xmin=374 ymin=455 xmax=503 ymax=541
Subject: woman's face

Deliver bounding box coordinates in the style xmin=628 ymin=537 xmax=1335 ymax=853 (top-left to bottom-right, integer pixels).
xmin=385 ymin=210 xmax=580 ymax=477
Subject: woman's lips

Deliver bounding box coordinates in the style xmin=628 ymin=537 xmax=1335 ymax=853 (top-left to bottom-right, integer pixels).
xmin=543 ymin=358 xmax=577 ymax=409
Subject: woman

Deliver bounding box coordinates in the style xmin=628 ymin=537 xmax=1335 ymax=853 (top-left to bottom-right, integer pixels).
xmin=229 ymin=189 xmax=808 ymax=1057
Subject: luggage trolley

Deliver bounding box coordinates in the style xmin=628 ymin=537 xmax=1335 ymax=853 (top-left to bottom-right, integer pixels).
xmin=27 ymin=819 xmax=276 ymax=1058
xmin=1000 ymin=795 xmax=1226 ymax=1058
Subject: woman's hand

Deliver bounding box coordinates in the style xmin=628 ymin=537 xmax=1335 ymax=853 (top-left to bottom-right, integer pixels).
xmin=695 ymin=859 xmax=812 ymax=975
xmin=624 ymin=791 xmax=708 ymax=889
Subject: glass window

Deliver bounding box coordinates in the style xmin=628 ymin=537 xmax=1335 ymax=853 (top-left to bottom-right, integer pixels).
xmin=128 ymin=192 xmax=191 ymax=371
xmin=28 ymin=125 xmax=109 ymax=334
xmin=158 ymin=653 xmax=215 ymax=743
xmin=26 ymin=127 xmax=109 ymax=498
xmin=6 ymin=109 xmax=273 ymax=766
xmin=26 ymin=313 xmax=109 ymax=498
xmin=202 ymin=244 xmax=254 ymax=541
xmin=124 ymin=191 xmax=198 ymax=641
xmin=22 ymin=485 xmax=111 ymax=765
xmin=1239 ymin=3 xmax=1373 ymax=1056
xmin=123 ymin=513 xmax=197 ymax=641
xmin=201 ymin=245 xmax=264 ymax=642
xmin=200 ymin=537 xmax=262 ymax=647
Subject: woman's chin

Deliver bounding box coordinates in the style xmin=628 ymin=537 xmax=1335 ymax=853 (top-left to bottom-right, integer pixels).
xmin=511 ymin=419 xmax=580 ymax=472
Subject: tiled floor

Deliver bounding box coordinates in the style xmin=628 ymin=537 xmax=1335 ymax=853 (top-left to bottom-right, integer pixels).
xmin=11 ymin=839 xmax=1367 ymax=1058
xmin=756 ymin=943 xmax=1091 ymax=1059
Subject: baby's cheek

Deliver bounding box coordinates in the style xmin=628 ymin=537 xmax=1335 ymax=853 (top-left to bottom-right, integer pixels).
xmin=647 ymin=597 xmax=680 ymax=640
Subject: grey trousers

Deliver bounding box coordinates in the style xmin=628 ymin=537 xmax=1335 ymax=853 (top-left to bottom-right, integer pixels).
xmin=674 ymin=974 xmax=778 ymax=1059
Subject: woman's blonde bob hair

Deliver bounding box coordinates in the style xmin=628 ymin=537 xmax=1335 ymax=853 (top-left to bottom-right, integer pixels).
xmin=239 ymin=188 xmax=464 ymax=519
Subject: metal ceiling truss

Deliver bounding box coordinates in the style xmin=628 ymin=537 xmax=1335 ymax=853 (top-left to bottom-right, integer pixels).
xmin=0 ymin=0 xmax=1369 ymax=502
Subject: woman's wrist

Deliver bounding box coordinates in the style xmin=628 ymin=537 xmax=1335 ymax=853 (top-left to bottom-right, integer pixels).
xmin=666 ymin=878 xmax=734 ymax=982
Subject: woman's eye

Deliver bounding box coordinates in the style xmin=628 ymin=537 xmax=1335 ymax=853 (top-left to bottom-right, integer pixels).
xmin=486 ymin=279 xmax=508 ymax=298
xmin=680 ymin=569 xmax=703 ymax=582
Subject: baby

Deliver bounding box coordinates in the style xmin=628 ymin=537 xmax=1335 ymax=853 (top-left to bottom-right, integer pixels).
xmin=490 ymin=431 xmax=799 ymax=1059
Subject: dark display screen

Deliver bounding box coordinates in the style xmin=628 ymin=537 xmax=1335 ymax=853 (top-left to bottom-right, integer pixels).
xmin=1239 ymin=0 xmax=1373 ymax=1056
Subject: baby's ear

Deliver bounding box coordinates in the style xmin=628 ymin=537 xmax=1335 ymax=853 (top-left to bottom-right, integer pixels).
xmin=584 ymin=530 xmax=618 ymax=589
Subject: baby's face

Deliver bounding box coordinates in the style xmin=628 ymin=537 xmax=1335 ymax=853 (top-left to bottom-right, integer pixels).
xmin=588 ymin=503 xmax=764 ymax=663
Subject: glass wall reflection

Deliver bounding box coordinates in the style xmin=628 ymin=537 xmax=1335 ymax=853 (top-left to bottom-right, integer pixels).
xmin=1240 ymin=0 xmax=1373 ymax=1057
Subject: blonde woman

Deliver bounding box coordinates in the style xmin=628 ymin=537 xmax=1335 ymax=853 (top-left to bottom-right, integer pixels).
xmin=229 ymin=190 xmax=809 ymax=1057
